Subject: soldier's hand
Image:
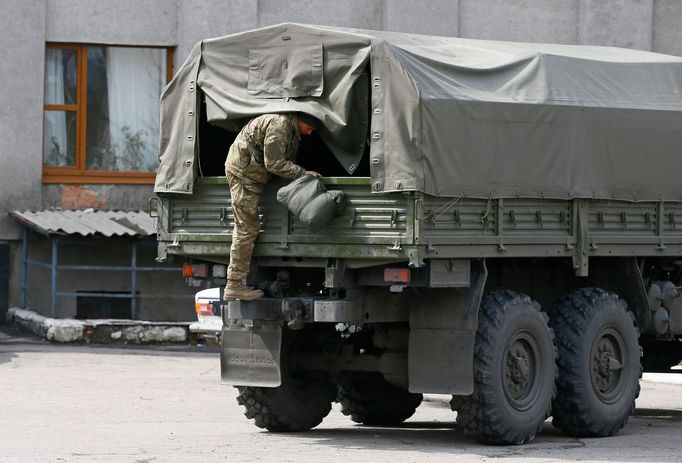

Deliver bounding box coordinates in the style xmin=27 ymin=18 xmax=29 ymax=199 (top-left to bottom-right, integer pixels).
xmin=305 ymin=170 xmax=322 ymax=177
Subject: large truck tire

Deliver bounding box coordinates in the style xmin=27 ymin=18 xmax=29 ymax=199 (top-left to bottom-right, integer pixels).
xmin=236 ymin=378 xmax=336 ymax=432
xmin=337 ymin=372 xmax=423 ymax=426
xmin=549 ymin=288 xmax=642 ymax=437
xmin=450 ymin=290 xmax=557 ymax=445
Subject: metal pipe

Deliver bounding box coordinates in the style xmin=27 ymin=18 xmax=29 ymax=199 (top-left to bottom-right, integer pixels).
xmin=131 ymin=240 xmax=137 ymax=319
xmin=20 ymin=227 xmax=28 ymax=308
xmin=24 ymin=259 xmax=53 ymax=269
xmin=54 ymin=291 xmax=193 ymax=299
xmin=50 ymin=238 xmax=58 ymax=317
xmin=53 ymin=264 xmax=177 ymax=272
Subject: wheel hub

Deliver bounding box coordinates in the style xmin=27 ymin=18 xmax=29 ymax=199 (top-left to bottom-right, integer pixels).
xmin=590 ymin=327 xmax=625 ymax=403
xmin=502 ymin=332 xmax=539 ymax=411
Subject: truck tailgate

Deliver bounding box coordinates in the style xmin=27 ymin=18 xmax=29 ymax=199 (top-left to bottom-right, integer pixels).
xmin=156 ymin=177 xmax=416 ymax=262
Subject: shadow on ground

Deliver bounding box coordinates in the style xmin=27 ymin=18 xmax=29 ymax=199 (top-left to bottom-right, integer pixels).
xmin=252 ymin=411 xmax=682 ymax=462
xmin=634 ymin=408 xmax=682 ymax=421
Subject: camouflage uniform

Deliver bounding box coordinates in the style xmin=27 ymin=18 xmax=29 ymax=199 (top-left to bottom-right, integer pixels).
xmin=225 ymin=114 xmax=305 ymax=286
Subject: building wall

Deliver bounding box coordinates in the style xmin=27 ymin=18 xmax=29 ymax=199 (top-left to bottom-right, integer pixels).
xmin=1 ymin=0 xmax=681 ymax=318
xmin=0 ymin=0 xmax=46 ymax=241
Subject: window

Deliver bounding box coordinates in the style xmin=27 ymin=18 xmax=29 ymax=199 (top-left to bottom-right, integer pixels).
xmin=43 ymin=44 xmax=173 ymax=184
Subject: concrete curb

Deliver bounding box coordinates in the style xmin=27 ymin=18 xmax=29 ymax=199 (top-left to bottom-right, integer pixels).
xmin=5 ymin=307 xmax=191 ymax=344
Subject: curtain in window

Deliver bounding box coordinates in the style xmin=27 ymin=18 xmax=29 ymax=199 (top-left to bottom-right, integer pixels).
xmin=44 ymin=50 xmax=68 ymax=166
xmin=103 ymin=48 xmax=165 ymax=171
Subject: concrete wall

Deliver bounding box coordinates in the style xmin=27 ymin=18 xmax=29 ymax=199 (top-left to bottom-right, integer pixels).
xmin=653 ymin=0 xmax=682 ymax=56
xmin=459 ymin=0 xmax=579 ymax=44
xmin=0 ymin=0 xmax=46 ymax=241
xmin=169 ymin=0 xmax=682 ymax=67
xmin=177 ymin=0 xmax=258 ymax=68
xmin=16 ymin=231 xmax=195 ymax=321
xmin=1 ymin=0 xmax=681 ymax=319
xmin=46 ymin=0 xmax=177 ymax=45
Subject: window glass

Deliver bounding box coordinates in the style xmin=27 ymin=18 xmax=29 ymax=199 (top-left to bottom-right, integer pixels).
xmin=43 ymin=110 xmax=77 ymax=166
xmin=85 ymin=47 xmax=166 ymax=172
xmin=44 ymin=48 xmax=77 ymax=105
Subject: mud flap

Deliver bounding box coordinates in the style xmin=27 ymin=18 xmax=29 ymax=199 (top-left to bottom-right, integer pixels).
xmin=408 ymin=259 xmax=487 ymax=394
xmin=221 ymin=323 xmax=283 ymax=387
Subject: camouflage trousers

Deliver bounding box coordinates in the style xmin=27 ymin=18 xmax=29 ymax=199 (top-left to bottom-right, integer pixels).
xmin=226 ymin=173 xmax=262 ymax=283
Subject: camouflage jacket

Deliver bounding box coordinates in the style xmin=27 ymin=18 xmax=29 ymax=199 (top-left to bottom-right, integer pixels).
xmin=225 ymin=114 xmax=305 ymax=190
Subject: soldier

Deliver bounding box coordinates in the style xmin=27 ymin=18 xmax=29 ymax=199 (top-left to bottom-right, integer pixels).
xmin=224 ymin=113 xmax=320 ymax=300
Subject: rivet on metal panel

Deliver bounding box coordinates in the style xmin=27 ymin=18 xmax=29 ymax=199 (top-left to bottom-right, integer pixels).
xmin=373 ymin=108 xmax=382 ymax=114
xmin=188 ymin=110 xmax=194 ymax=116
xmin=185 ymin=184 xmax=190 ymax=191
xmin=371 ymin=158 xmax=380 ymax=164
xmin=187 ymin=135 xmax=193 ymax=141
xmin=349 ymin=164 xmax=356 ymax=171
xmin=372 ymin=132 xmax=382 ymax=140
xmin=190 ymin=80 xmax=195 ymax=84
xmin=184 ymin=160 xmax=192 ymax=166
xmin=373 ymin=83 xmax=381 ymax=89
xmin=374 ymin=182 xmax=382 ymax=191
xmin=189 ymin=86 xmax=195 ymax=92
xmin=281 ymin=35 xmax=291 ymax=41
xmin=373 ymin=77 xmax=381 ymax=82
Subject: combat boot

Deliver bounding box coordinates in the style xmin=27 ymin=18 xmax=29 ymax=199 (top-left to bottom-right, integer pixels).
xmin=224 ymin=281 xmax=264 ymax=301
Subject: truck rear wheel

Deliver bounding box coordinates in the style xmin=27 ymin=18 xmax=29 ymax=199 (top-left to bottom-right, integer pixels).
xmin=235 ymin=331 xmax=336 ymax=432
xmin=450 ymin=290 xmax=557 ymax=445
xmin=236 ymin=376 xmax=336 ymax=432
xmin=337 ymin=372 xmax=423 ymax=426
xmin=549 ymin=288 xmax=641 ymax=437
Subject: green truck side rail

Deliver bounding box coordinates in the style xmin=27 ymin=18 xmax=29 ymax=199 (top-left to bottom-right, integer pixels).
xmin=155 ymin=177 xmax=682 ymax=274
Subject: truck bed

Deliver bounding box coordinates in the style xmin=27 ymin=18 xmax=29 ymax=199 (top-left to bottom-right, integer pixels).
xmin=155 ymin=177 xmax=682 ymax=272
xmin=155 ymin=177 xmax=417 ymax=265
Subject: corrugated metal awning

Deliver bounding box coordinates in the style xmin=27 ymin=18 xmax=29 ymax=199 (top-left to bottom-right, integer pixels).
xmin=9 ymin=209 xmax=156 ymax=237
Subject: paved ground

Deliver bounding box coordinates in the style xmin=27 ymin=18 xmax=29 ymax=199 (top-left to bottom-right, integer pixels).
xmin=1 ymin=328 xmax=682 ymax=463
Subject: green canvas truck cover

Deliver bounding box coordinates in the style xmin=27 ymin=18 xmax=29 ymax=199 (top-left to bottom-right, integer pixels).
xmin=155 ymin=23 xmax=682 ymax=202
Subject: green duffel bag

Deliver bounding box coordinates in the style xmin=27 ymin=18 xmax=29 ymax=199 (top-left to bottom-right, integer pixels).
xmin=276 ymin=175 xmax=347 ymax=231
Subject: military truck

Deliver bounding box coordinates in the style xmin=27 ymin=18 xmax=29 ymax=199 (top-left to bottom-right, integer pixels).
xmin=153 ymin=24 xmax=682 ymax=444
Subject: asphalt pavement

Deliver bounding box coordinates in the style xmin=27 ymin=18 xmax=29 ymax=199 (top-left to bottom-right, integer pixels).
xmin=1 ymin=327 xmax=681 ymax=463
